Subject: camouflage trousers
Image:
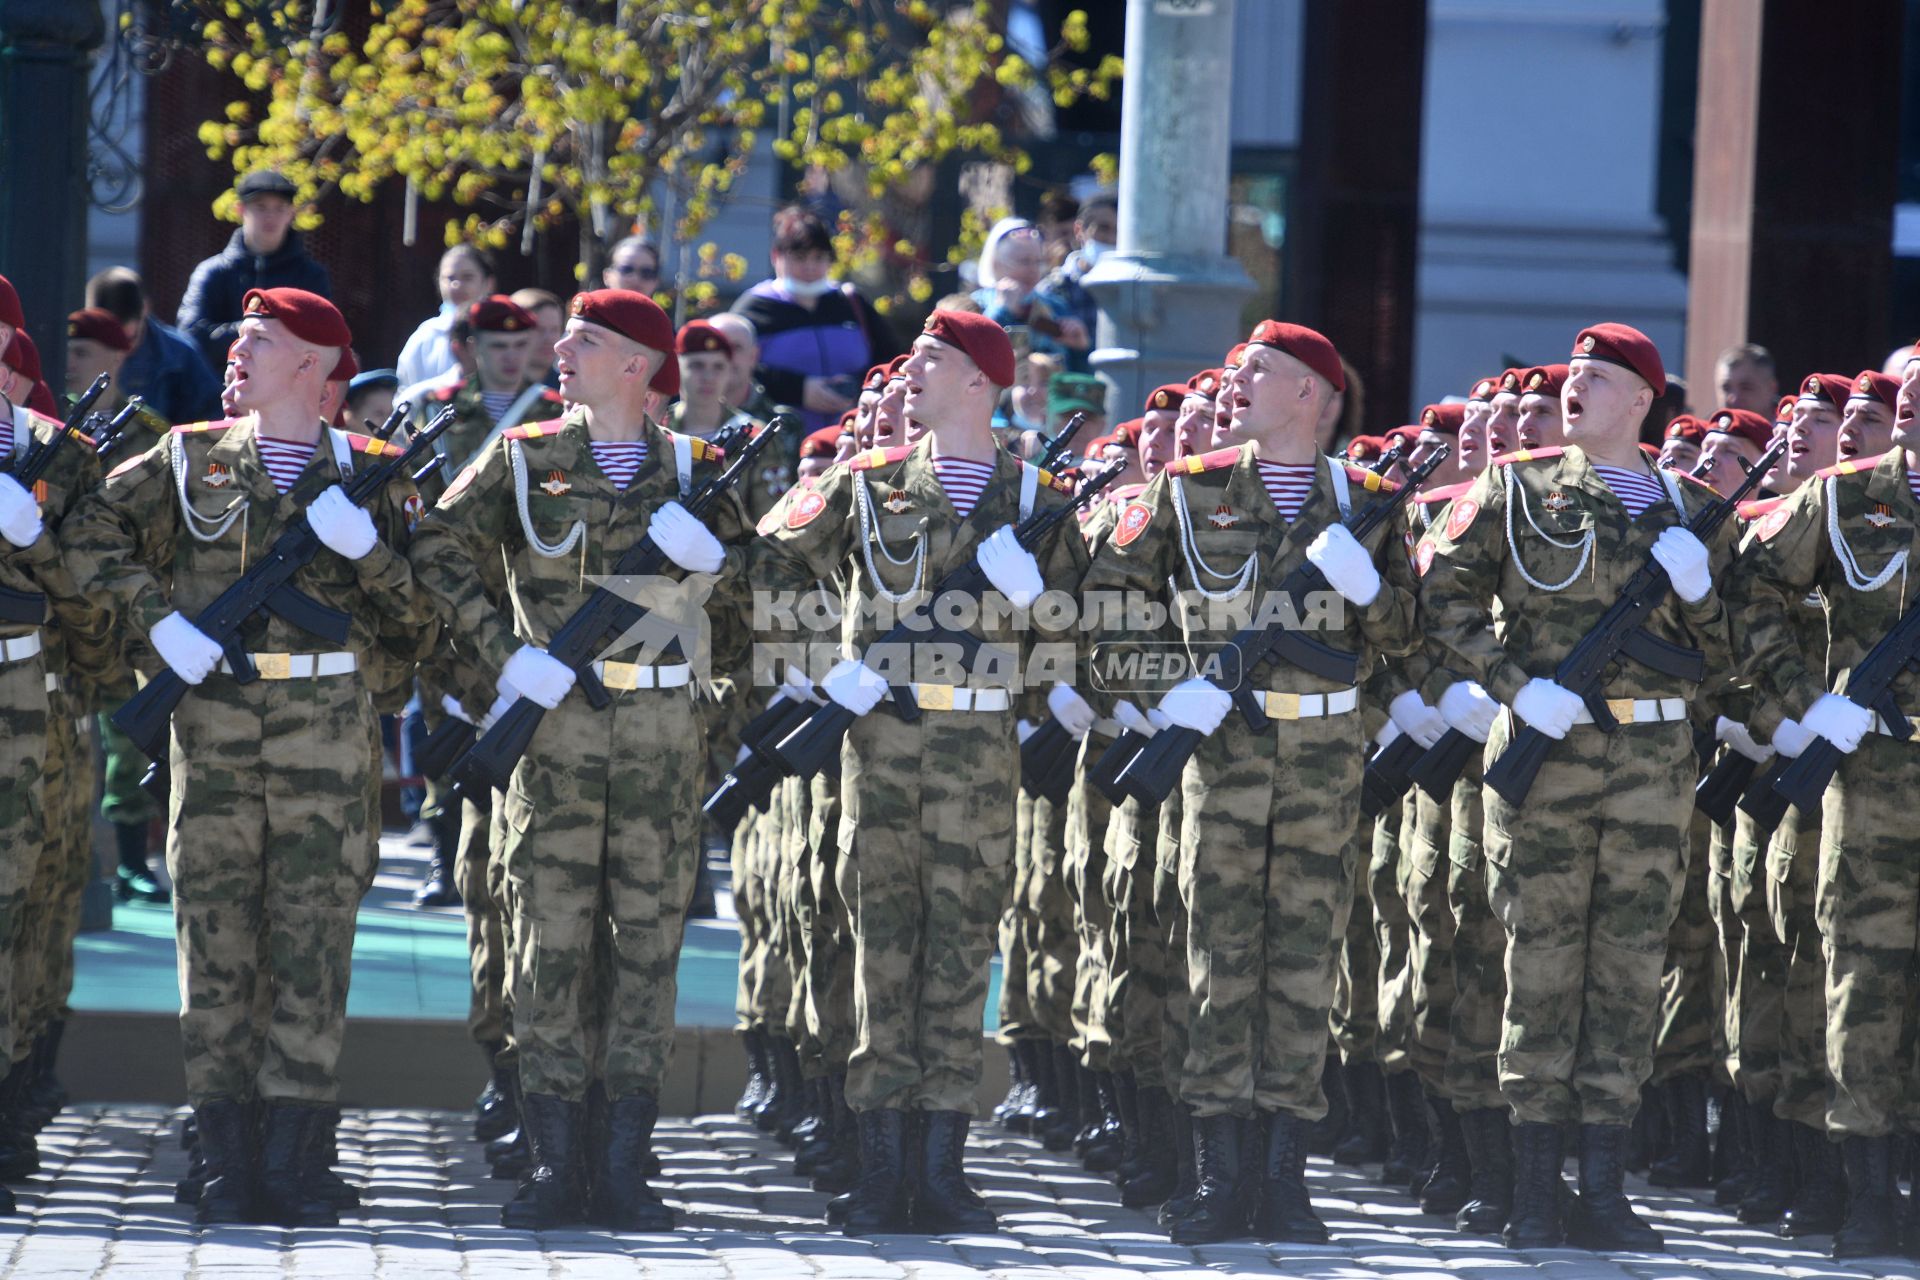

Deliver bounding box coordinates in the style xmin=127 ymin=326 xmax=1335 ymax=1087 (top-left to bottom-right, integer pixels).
xmin=0 ymin=654 xmax=51 ymax=1067
xmin=502 ymin=688 xmax=703 ymax=1102
xmin=839 ymin=707 xmax=1016 ymax=1114
xmin=167 ymin=672 xmax=382 ymax=1105
xmin=1765 ymin=809 xmax=1828 ymax=1128
xmin=99 ymin=711 xmax=161 ymax=827
xmin=13 ymin=689 xmax=91 ymax=1054
xmin=1819 ymin=734 xmax=1920 ymax=1139
xmin=1652 ymin=809 xmax=1719 ymax=1083
xmin=456 ymin=787 xmax=507 ymax=1048
xmin=996 ymin=792 xmax=1039 ymax=1044
xmin=1065 ymin=745 xmax=1116 ymax=1072
xmin=1369 ymin=799 xmax=1413 ymax=1076
xmin=1022 ymin=794 xmax=1078 ymax=1045
xmin=1101 ymin=792 xmax=1165 ymax=1085
xmin=1405 ymin=784 xmax=1457 ymax=1095
xmin=1444 ymin=761 xmax=1506 ymax=1113
xmin=731 ymin=798 xmax=789 ymax=1033
xmin=1176 ymin=714 xmax=1362 ymax=1120
xmin=1725 ymin=809 xmax=1784 ymax=1103
xmin=1330 ymin=835 xmax=1379 ymax=1066
xmin=1483 ymin=716 xmax=1691 ymax=1127
xmin=804 ymin=775 xmax=856 ymax=1074
xmin=1155 ymin=789 xmax=1190 ymax=1094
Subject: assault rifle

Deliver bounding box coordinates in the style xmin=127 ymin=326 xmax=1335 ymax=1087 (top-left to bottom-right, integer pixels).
xmin=0 ymin=373 xmax=109 ymax=625
xmin=1767 ymin=596 xmax=1920 ymax=815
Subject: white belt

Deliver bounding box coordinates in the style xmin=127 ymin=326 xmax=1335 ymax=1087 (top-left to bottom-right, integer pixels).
xmin=1262 ymin=687 xmax=1359 ymax=720
xmin=1569 ymin=696 xmax=1687 ymax=726
xmin=45 ymin=673 xmax=59 ymax=694
xmin=591 ymin=660 xmax=691 ymax=691
xmin=0 ymin=632 xmax=42 ymax=664
xmin=1091 ymin=717 xmax=1123 ymax=739
xmin=1872 ymin=712 xmax=1916 ymax=741
xmin=217 ymin=651 xmax=358 ymax=680
xmin=886 ymin=683 xmax=1011 ymax=713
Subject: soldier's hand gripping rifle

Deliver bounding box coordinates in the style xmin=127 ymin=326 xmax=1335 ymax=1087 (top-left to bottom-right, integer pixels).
xmin=0 ymin=373 xmax=110 ymax=626
xmin=1113 ymin=445 xmax=1449 ymax=809
xmin=1479 ymin=437 xmax=1784 ymax=807
xmin=771 ymin=458 xmax=1127 ymax=781
xmin=450 ymin=416 xmax=792 ymax=792
xmin=113 ymin=405 xmax=458 ymax=763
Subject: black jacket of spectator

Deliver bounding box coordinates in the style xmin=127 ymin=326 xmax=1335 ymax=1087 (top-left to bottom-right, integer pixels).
xmin=176 ymin=228 xmax=333 ymax=369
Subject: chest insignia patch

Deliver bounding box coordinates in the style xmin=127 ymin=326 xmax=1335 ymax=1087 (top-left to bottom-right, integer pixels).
xmin=1542 ymin=491 xmax=1574 ymax=514
xmin=884 ymin=489 xmax=911 ymax=515
xmin=1208 ymin=504 xmax=1239 ymax=529
xmin=204 ymin=462 xmax=233 ymax=490
xmin=540 ymin=470 xmax=571 ymax=497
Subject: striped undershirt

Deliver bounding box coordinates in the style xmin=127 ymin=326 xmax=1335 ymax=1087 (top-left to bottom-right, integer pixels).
xmin=479 ymin=390 xmax=517 ymax=424
xmin=1910 ymin=471 xmax=1920 ymax=506
xmin=1254 ymin=460 xmax=1317 ymax=523
xmin=256 ymin=436 xmax=316 ymax=495
xmin=932 ymin=456 xmax=995 ymax=518
xmin=590 ymin=440 xmax=648 ymax=491
xmin=1593 ymin=464 xmax=1667 ymax=518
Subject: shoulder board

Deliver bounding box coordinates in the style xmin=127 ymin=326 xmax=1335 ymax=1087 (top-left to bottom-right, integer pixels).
xmin=107 ymin=453 xmax=149 ymax=480
xmin=1016 ymin=459 xmax=1076 ymax=494
xmin=1412 ymin=479 xmax=1474 ymax=506
xmin=1737 ymin=495 xmax=1784 ymax=521
xmin=431 ymin=383 xmax=461 ymax=402
xmin=849 ymin=445 xmax=914 ymax=472
xmin=1815 ymin=450 xmax=1892 ymax=480
xmin=1663 ymin=466 xmax=1721 ymax=495
xmin=502 ymin=423 xmax=557 ymax=441
xmin=342 ymin=431 xmax=407 ymax=457
xmin=661 ymin=429 xmax=726 ymax=465
xmin=1170 ymin=445 xmax=1241 ymax=475
xmin=1492 ymin=446 xmax=1564 ymax=466
xmin=1342 ymin=463 xmax=1401 ymax=493
xmin=537 ymin=389 xmax=564 ymax=404
xmin=172 ymin=418 xmax=237 ymax=435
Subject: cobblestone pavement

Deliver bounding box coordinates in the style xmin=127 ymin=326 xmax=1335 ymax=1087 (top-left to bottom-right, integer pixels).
xmin=4 ymin=1105 xmax=1920 ymax=1279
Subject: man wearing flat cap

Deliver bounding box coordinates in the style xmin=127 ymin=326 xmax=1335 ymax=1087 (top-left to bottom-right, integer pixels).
xmin=177 ymin=171 xmax=333 ymax=372
xmin=64 ymin=286 xmax=437 ymax=1227
xmin=752 ymin=307 xmax=1092 ymax=1235
xmin=1418 ymin=322 xmax=1736 ymax=1251
xmin=408 ymin=287 xmax=753 ymax=1233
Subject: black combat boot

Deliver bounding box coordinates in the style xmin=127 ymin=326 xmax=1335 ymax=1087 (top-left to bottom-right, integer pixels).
xmin=0 ymin=1058 xmax=41 ymax=1179
xmin=501 ymin=1093 xmax=587 ymax=1229
xmin=1113 ymin=1073 xmax=1142 ymax=1184
xmin=993 ymin=1042 xmax=1028 ymax=1127
xmin=736 ymin=1028 xmax=772 ymax=1119
xmin=473 ymin=1040 xmax=516 ymax=1142
xmin=1569 ymin=1123 xmax=1663 ymax=1252
xmin=1038 ymin=1047 xmax=1080 ymax=1152
xmin=1646 ymin=1071 xmax=1711 ymax=1188
xmin=1250 ymin=1111 xmax=1327 ymax=1243
xmin=1832 ymin=1134 xmax=1900 ymax=1260
xmin=811 ymin=1072 xmax=859 ymax=1195
xmin=1778 ymin=1121 xmax=1844 ymax=1238
xmin=256 ymin=1102 xmax=337 ymax=1227
xmin=912 ymin=1111 xmax=996 ymax=1233
xmin=411 ymin=806 xmax=462 ymax=908
xmin=23 ymin=1020 xmax=67 ymax=1127
xmin=1738 ymin=1105 xmax=1795 ymax=1224
xmin=1078 ymin=1070 xmax=1122 ymax=1173
xmin=113 ymin=819 xmax=168 ymax=903
xmin=191 ymin=1097 xmax=253 ymax=1225
xmin=1308 ymin=1055 xmax=1348 ymax=1157
xmin=1333 ymin=1060 xmax=1389 ymax=1166
xmin=793 ymin=1078 xmax=835 ymax=1176
xmin=840 ymin=1108 xmax=911 ymax=1236
xmin=1012 ymin=1040 xmax=1051 ymax=1135
xmin=1158 ymin=1100 xmax=1199 ymax=1227
xmin=1454 ymin=1107 xmax=1513 ymax=1235
xmin=1503 ymin=1121 xmax=1567 ymax=1249
xmin=1168 ymin=1113 xmax=1248 ymax=1244
xmin=1713 ymin=1092 xmax=1757 ymax=1205
xmin=760 ymin=1036 xmax=807 ymax=1141
xmin=303 ymin=1107 xmax=360 ymax=1210
xmin=1122 ymin=1084 xmax=1178 ymax=1208
xmin=1382 ymin=1069 xmax=1430 ymax=1188
xmin=592 ymin=1092 xmax=674 ymax=1231
xmin=1420 ymin=1095 xmax=1471 ymax=1216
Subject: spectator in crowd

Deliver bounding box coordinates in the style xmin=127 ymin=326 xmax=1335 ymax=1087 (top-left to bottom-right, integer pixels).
xmin=706 ymin=312 xmax=777 ymax=420
xmin=730 ymin=205 xmax=901 ymax=432
xmin=602 ymin=235 xmax=663 ymax=294
xmin=934 ymin=291 xmax=983 ymax=313
xmin=396 ymin=245 xmax=496 ymax=390
xmin=345 ymin=368 xmax=399 ymax=427
xmin=394 ymin=309 xmax=477 ymax=408
xmin=1714 ymin=342 xmax=1778 ymax=413
xmin=510 ymin=287 xmax=566 ymax=388
xmin=176 ymin=170 xmax=332 ymax=370
xmin=994 ymin=349 xmax=1056 ymax=435
xmin=1046 ymin=370 xmax=1106 ymax=440
xmin=972 ymin=218 xmax=1078 ymax=363
xmin=85 ymin=267 xmax=223 ymax=424
xmin=62 ymin=308 xmax=131 ymax=400
xmin=1035 ymin=190 xmax=1081 ymax=269
xmin=1038 ymin=191 xmax=1115 ymax=372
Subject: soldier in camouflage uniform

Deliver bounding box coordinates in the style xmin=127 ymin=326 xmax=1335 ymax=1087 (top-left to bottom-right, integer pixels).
xmin=751 ymin=309 xmax=1090 ymax=1235
xmin=64 ymin=288 xmax=437 ymax=1226
xmin=1722 ymin=345 xmax=1920 ymax=1259
xmin=1420 ymin=324 xmax=1734 ymax=1251
xmin=1079 ymin=321 xmax=1419 ymax=1244
xmin=408 ymin=289 xmax=751 ymax=1232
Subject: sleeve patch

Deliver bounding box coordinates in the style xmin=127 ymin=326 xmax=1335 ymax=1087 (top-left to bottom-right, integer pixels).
xmin=1753 ymin=505 xmax=1793 ymax=542
xmin=403 ymin=492 xmax=426 ymax=531
xmin=1114 ymin=500 xmax=1153 ymax=547
xmin=784 ymin=488 xmax=828 ymax=530
xmin=442 ymin=463 xmax=479 ymax=503
xmin=1443 ymin=498 xmax=1480 ymax=541
xmin=1416 ymin=539 xmax=1437 ymax=576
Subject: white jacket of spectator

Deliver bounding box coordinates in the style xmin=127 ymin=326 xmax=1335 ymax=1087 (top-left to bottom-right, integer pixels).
xmin=396 ymin=302 xmax=460 ymax=391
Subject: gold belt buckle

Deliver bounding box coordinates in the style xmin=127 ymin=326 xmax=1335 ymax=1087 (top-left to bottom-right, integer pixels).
xmin=917 ymin=683 xmax=955 ymax=712
xmin=601 ymin=660 xmax=639 ymax=690
xmin=1264 ymin=691 xmax=1301 ymax=720
xmin=1605 ymin=697 xmax=1636 ymax=724
xmin=255 ymin=652 xmax=292 ymax=681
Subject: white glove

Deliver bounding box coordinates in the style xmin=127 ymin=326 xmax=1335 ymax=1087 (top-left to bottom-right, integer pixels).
xmin=648 ymin=500 xmax=725 ymax=574
xmin=1305 ymin=525 xmax=1381 ymax=607
xmin=498 ymin=645 xmax=576 ymax=710
xmin=1114 ymin=700 xmax=1157 ymax=737
xmin=1016 ymin=718 xmax=1036 ymax=744
xmin=1047 ymin=683 xmax=1098 ymax=739
xmin=1156 ymin=677 xmax=1231 ymax=735
xmin=976 ymin=525 xmax=1044 ymax=609
xmin=441 ymin=692 xmax=473 ymax=725
xmin=1438 ymin=681 xmax=1500 ymax=743
xmin=0 ymin=474 xmax=42 ymax=549
xmin=821 ymin=657 xmax=886 ymax=716
xmin=734 ymin=743 xmax=753 ymax=766
xmin=1771 ymin=717 xmax=1813 ymax=759
xmin=1801 ymin=692 xmax=1872 ymax=754
xmin=306 ymin=485 xmax=378 ymax=561
xmin=1372 ymin=719 xmax=1403 ymax=752
xmin=1512 ymin=677 xmax=1583 ymax=740
xmin=1650 ymin=527 xmax=1712 ymax=604
xmin=480 ymin=692 xmax=515 ymax=732
xmin=779 ymin=666 xmax=823 ymax=706
xmin=150 ymin=611 xmax=223 ymax=686
xmin=1389 ymin=690 xmax=1447 ymax=750
xmin=1714 ymin=715 xmax=1772 ymax=763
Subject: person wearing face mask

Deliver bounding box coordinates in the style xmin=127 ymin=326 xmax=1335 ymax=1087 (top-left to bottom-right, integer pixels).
xmin=972 ymin=218 xmax=1073 ymax=362
xmin=729 ymin=206 xmax=902 ymax=435
xmin=1039 ymin=192 xmax=1115 ymax=373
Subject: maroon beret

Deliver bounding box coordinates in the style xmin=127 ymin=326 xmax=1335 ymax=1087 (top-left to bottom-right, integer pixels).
xmin=1571 ymin=323 xmax=1665 ymax=396
xmin=1145 ymin=384 xmax=1187 ymax=414
xmin=922 ymin=308 xmax=1015 ymax=387
xmin=800 ymin=426 xmax=841 ymax=459
xmin=676 ymin=319 xmax=733 ymax=359
xmin=1222 ymin=343 xmax=1249 ymax=371
xmin=1495 ymin=367 xmax=1526 ymax=397
xmin=1774 ymin=394 xmax=1796 ymax=425
xmin=1246 ymin=320 xmax=1345 ymax=392
xmin=1520 ymin=364 xmax=1569 ymax=400
xmin=1664 ymin=414 xmax=1706 ymax=444
xmin=0 ymin=276 xmax=22 ymax=332
xmin=1344 ymin=435 xmax=1383 ymax=461
xmin=1386 ymin=424 xmax=1424 ymax=448
xmin=861 ymin=364 xmax=889 ymax=392
xmin=1419 ymin=403 xmax=1465 ymax=435
xmin=1704 ymin=407 xmax=1774 ymax=450
xmin=1186 ymin=368 xmax=1222 ymax=398
xmin=67 ymin=307 xmax=131 ymax=353
xmin=468 ymin=295 xmax=537 ymax=334
xmin=242 ymin=288 xmax=352 ymax=349
xmin=1110 ymin=418 xmax=1142 ymax=448
xmin=1467 ymin=375 xmax=1499 ymax=403
xmin=1848 ymin=370 xmax=1898 ymax=410
xmin=1795 ymin=372 xmax=1853 ymax=411
xmin=649 ymin=349 xmax=680 ymax=398
xmin=330 ymin=346 xmax=358 ymax=383
xmin=569 ymin=288 xmax=674 ymax=354
xmin=3 ymin=331 xmax=41 ymax=382
xmin=884 ymin=354 xmax=910 ymax=382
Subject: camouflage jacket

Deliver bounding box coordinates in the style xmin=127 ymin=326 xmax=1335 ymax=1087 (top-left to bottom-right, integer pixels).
xmin=667 ymin=401 xmax=793 ymax=525
xmin=3 ymin=407 xmax=113 ymax=691
xmin=414 ymin=378 xmax=566 ymax=501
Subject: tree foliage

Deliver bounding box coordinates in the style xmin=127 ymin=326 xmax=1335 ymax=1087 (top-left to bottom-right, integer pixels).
xmin=187 ymin=0 xmax=1121 ymax=304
